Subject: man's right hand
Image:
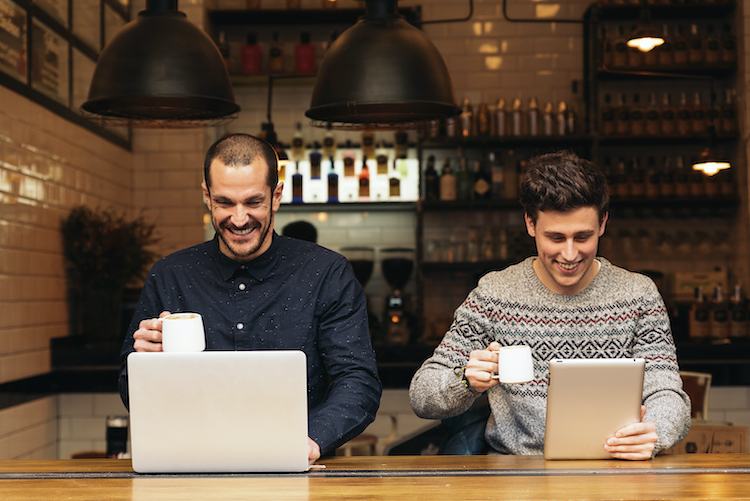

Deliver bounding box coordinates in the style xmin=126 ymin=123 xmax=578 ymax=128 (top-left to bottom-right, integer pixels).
xmin=465 ymin=341 xmax=502 ymax=392
xmin=132 ymin=311 xmax=171 ymax=352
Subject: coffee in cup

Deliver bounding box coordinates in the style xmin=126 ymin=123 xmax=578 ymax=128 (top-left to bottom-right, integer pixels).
xmin=493 ymin=345 xmax=534 ymax=384
xmin=161 ymin=312 xmax=206 ymax=352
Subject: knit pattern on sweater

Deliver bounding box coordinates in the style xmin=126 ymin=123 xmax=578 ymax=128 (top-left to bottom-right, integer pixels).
xmin=410 ymin=257 xmax=691 ymax=456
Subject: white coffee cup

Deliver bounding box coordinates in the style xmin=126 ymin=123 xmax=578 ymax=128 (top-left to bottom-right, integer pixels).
xmin=493 ymin=345 xmax=534 ymax=384
xmin=161 ymin=312 xmax=206 ymax=352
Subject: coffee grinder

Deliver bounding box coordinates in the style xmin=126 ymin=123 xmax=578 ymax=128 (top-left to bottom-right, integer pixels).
xmin=340 ymin=247 xmax=379 ymax=337
xmin=381 ymin=247 xmax=415 ymax=345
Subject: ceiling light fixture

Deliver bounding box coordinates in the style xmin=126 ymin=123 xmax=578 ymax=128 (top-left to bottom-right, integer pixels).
xmin=82 ymin=0 xmax=239 ymax=128
xmin=693 ymin=125 xmax=730 ymax=176
xmin=305 ymin=0 xmax=466 ymax=130
xmin=627 ymin=0 xmax=664 ymax=53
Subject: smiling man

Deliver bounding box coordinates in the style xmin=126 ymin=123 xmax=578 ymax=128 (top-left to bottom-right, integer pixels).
xmin=119 ymin=134 xmax=381 ymax=464
xmin=410 ymin=150 xmax=690 ymax=460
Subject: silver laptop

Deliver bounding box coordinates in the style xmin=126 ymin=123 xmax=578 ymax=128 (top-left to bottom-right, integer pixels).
xmin=127 ymin=350 xmax=310 ymax=473
xmin=543 ymin=358 xmax=645 ymax=460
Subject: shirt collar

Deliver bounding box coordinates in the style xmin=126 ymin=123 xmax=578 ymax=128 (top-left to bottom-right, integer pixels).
xmin=211 ymin=232 xmax=281 ymax=282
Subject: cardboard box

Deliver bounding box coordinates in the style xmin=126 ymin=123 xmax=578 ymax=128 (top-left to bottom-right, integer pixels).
xmin=662 ymin=424 xmax=749 ymax=454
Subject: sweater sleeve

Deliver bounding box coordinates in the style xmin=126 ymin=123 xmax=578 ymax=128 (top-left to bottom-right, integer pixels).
xmin=409 ymin=288 xmax=494 ymax=419
xmin=633 ymin=277 xmax=692 ymax=455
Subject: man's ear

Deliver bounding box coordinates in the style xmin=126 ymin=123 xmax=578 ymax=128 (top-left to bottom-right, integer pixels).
xmin=202 ymin=182 xmax=211 ymax=208
xmin=598 ymin=212 xmax=609 ymax=237
xmin=524 ymin=213 xmax=536 ymax=238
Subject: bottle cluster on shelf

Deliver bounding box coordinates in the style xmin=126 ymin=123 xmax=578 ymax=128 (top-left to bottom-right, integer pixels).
xmin=689 ymin=285 xmax=749 ymax=342
xmin=422 ymin=150 xmax=528 ymax=203
xmin=419 ymin=96 xmax=579 ymax=140
xmin=599 ymin=21 xmax=736 ymax=70
xmin=599 ymin=89 xmax=737 ymax=137
xmin=277 ymin=126 xmax=418 ymax=204
xmin=424 ymin=226 xmax=534 ymax=265
xmin=600 ymin=153 xmax=735 ymax=199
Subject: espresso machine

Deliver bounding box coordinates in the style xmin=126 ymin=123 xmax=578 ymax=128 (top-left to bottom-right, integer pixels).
xmin=381 ymin=248 xmax=415 ymax=345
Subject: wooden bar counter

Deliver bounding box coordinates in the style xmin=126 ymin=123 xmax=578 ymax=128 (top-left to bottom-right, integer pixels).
xmin=1 ymin=454 xmax=749 ymax=500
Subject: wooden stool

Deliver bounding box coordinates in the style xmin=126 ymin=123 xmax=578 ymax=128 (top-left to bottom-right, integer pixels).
xmin=337 ymin=434 xmax=378 ymax=456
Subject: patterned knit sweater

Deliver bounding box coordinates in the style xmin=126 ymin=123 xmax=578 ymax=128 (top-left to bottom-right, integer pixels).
xmin=410 ymin=257 xmax=691 ymax=456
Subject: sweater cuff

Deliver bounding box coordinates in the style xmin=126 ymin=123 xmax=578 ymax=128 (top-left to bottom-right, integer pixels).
xmin=454 ymin=366 xmax=480 ymax=394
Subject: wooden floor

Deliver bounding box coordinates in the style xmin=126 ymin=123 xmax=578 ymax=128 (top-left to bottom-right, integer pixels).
xmin=1 ymin=454 xmax=749 ymax=500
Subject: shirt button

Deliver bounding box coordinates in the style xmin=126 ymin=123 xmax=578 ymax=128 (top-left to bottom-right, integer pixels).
xmin=238 ymin=283 xmax=246 ymax=291
xmin=237 ymin=323 xmax=244 ymax=330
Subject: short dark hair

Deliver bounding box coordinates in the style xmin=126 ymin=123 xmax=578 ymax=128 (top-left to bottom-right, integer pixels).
xmin=519 ymin=150 xmax=609 ymax=224
xmin=203 ymin=133 xmax=278 ymax=191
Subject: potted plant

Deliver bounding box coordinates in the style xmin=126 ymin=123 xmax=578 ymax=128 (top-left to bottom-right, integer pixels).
xmin=61 ymin=206 xmax=158 ymax=352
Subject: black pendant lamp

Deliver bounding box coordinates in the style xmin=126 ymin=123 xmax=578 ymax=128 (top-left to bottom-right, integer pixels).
xmin=82 ymin=0 xmax=239 ymax=127
xmin=305 ymin=0 xmax=460 ymax=129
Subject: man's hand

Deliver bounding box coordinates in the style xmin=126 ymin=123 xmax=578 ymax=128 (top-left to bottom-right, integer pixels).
xmin=604 ymin=405 xmax=658 ymax=460
xmin=308 ymin=437 xmax=321 ymax=464
xmin=132 ymin=311 xmax=171 ymax=352
xmin=464 ymin=341 xmax=502 ymax=393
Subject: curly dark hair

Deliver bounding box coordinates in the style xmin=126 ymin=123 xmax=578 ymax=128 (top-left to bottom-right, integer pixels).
xmin=519 ymin=150 xmax=609 ymax=224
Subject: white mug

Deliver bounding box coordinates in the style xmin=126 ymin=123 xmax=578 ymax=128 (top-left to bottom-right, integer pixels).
xmin=493 ymin=345 xmax=534 ymax=384
xmin=161 ymin=312 xmax=206 ymax=352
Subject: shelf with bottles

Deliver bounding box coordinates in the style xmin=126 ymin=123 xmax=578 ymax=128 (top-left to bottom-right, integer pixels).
xmin=207 ymin=7 xmax=421 ymax=27
xmin=593 ymin=2 xmax=736 ymax=22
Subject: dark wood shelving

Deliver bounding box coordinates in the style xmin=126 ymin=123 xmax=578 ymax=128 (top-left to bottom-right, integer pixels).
xmin=208 ymin=7 xmax=421 ymax=27
xmin=421 ymin=135 xmax=593 ymax=150
xmin=593 ymin=2 xmax=736 ymax=21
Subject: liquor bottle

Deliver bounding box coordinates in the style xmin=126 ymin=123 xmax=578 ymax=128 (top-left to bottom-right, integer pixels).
xmin=542 ymin=101 xmax=554 ymax=136
xmin=240 ymin=32 xmax=261 ymax=75
xmin=613 ymin=25 xmax=628 ymax=67
xmin=660 ymin=93 xmax=676 ymax=136
xmin=688 ymin=23 xmax=705 ymax=66
xmin=721 ymin=23 xmax=736 ymax=65
xmin=295 ymin=32 xmax=316 ymax=75
xmin=375 ymin=141 xmax=389 ymax=175
xmin=309 ymin=143 xmax=322 ymax=180
xmin=719 ymin=163 xmax=735 ymax=197
xmin=689 ymin=155 xmax=707 ymax=197
xmin=322 ymin=123 xmax=337 ymax=158
xmin=327 ymin=156 xmax=339 ymax=203
xmin=504 ymin=152 xmax=519 ymax=200
xmin=676 ymin=92 xmax=691 ymax=136
xmin=601 ymin=156 xmax=615 ymax=193
xmin=217 ymin=31 xmax=230 ymax=72
xmin=494 ymin=98 xmax=507 ymax=137
xmin=659 ymin=156 xmax=675 ymax=198
xmin=629 ymin=157 xmax=646 ymax=197
xmin=439 ymin=158 xmax=457 ymax=201
xmin=615 ymin=93 xmax=630 ymax=136
xmin=600 ymin=94 xmax=615 ymax=136
xmin=627 ymin=25 xmax=643 ymax=68
xmin=720 ymin=88 xmax=738 ymax=136
xmin=729 ymin=285 xmax=749 ymax=340
xmin=291 ymin=122 xmax=305 ymax=162
xmin=269 ymin=31 xmax=284 ymax=74
xmin=473 ymin=159 xmax=491 ymax=200
xmin=691 ymin=92 xmax=707 ymax=136
xmin=601 ymin=25 xmax=614 ymax=68
xmin=689 ymin=287 xmax=710 ymax=340
xmin=629 ymin=93 xmax=645 ymax=136
xmin=556 ymin=101 xmax=567 ymax=136
xmin=358 ymin=156 xmax=370 ymax=201
xmin=394 ymin=131 xmax=408 ymax=159
xmin=423 ymin=155 xmax=439 ymax=201
xmin=645 ymin=92 xmax=660 ymax=136
xmin=516 ymin=158 xmax=528 ymax=196
xmin=389 ymin=161 xmax=402 ymax=199
xmin=645 ymin=156 xmax=660 ymax=199
xmin=455 ymin=151 xmax=473 ymax=201
xmin=527 ymin=97 xmax=540 ymax=136
xmin=489 ymin=152 xmax=504 ymax=200
xmin=511 ymin=98 xmax=523 ymax=136
xmin=361 ymin=130 xmax=375 ymax=158
xmin=459 ymin=98 xmax=474 ymax=137
xmin=657 ymin=25 xmax=673 ymax=68
xmin=445 ymin=116 xmax=457 ymax=138
xmin=672 ymin=25 xmax=689 ymax=66
xmin=342 ymin=140 xmax=356 ymax=177
xmin=292 ymin=161 xmax=303 ymax=204
xmin=707 ymin=90 xmax=721 ymax=133
xmin=566 ymin=103 xmax=576 ymax=135
xmin=674 ymin=155 xmax=690 ymax=197
xmin=614 ymin=157 xmax=630 ymax=198
xmin=476 ymin=103 xmax=490 ymax=136
xmin=704 ymin=24 xmax=720 ymax=66
xmin=710 ymin=286 xmax=730 ymax=341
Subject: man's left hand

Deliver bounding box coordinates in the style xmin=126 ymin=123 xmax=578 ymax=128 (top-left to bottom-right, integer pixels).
xmin=308 ymin=437 xmax=321 ymax=464
xmin=604 ymin=405 xmax=658 ymax=460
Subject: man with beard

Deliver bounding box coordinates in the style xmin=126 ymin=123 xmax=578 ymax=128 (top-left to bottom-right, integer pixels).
xmin=118 ymin=134 xmax=381 ymax=464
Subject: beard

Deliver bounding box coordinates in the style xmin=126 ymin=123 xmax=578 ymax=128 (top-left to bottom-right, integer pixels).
xmin=213 ymin=210 xmax=274 ymax=262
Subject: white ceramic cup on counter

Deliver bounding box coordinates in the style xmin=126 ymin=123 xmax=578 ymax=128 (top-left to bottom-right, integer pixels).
xmin=492 ymin=345 xmax=534 ymax=384
xmin=161 ymin=312 xmax=206 ymax=352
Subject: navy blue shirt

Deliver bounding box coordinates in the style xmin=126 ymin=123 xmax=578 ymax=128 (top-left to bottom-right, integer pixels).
xmin=119 ymin=233 xmax=382 ymax=455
